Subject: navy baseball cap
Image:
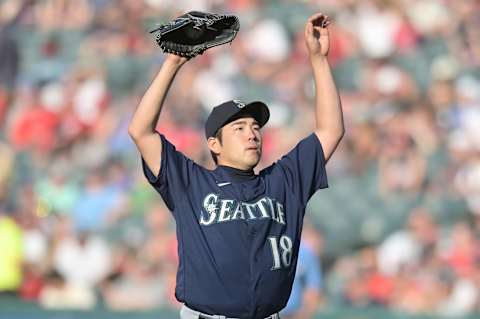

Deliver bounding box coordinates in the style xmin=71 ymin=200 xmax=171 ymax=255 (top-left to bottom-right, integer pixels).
xmin=205 ymin=100 xmax=270 ymax=139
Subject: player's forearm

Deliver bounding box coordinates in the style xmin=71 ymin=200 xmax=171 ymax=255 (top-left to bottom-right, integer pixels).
xmin=311 ymin=56 xmax=344 ymax=138
xmin=128 ymin=60 xmax=182 ymax=138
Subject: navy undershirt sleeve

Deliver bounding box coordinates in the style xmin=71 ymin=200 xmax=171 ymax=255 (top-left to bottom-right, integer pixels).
xmin=141 ymin=132 xmax=195 ymax=213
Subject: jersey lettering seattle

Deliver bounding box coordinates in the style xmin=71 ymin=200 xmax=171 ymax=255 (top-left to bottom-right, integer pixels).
xmin=200 ymin=193 xmax=286 ymax=226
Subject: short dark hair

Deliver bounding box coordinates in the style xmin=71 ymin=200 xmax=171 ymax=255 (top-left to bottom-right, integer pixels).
xmin=210 ymin=128 xmax=223 ymax=165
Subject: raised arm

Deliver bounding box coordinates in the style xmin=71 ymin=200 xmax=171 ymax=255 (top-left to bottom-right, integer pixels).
xmin=128 ymin=54 xmax=188 ymax=176
xmin=305 ymin=13 xmax=345 ymax=162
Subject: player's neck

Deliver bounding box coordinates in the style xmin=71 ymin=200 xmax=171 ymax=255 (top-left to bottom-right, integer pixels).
xmin=216 ymin=157 xmax=255 ymax=172
xmin=216 ymin=165 xmax=255 ymax=181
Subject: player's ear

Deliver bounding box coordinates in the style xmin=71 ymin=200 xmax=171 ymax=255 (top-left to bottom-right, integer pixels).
xmin=207 ymin=137 xmax=221 ymax=156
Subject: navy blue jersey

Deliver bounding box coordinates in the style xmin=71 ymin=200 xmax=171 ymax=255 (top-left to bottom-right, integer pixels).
xmin=142 ymin=132 xmax=328 ymax=318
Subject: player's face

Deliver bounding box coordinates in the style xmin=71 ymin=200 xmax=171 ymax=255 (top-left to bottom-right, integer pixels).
xmin=217 ymin=117 xmax=262 ymax=170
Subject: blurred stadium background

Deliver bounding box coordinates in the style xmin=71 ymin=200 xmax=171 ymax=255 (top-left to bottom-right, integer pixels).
xmin=0 ymin=0 xmax=479 ymax=318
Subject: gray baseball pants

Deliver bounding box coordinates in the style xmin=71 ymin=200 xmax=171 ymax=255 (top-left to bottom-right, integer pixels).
xmin=180 ymin=304 xmax=280 ymax=319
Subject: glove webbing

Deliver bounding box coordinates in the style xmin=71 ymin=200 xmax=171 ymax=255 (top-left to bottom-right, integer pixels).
xmin=159 ymin=40 xmax=205 ymax=58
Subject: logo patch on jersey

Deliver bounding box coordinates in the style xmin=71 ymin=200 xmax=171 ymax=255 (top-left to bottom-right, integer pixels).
xmin=233 ymin=100 xmax=246 ymax=108
xmin=217 ymin=182 xmax=231 ymax=187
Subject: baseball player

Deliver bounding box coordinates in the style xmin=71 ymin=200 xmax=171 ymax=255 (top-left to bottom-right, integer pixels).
xmin=129 ymin=13 xmax=344 ymax=319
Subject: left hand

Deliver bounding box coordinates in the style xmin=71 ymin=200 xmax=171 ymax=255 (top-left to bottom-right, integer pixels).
xmin=304 ymin=13 xmax=331 ymax=58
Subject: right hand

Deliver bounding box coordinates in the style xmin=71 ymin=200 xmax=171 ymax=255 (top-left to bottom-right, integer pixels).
xmin=304 ymin=13 xmax=331 ymax=58
xmin=165 ymin=53 xmax=189 ymax=67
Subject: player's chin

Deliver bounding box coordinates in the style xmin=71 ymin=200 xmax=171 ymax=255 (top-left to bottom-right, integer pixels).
xmin=245 ymin=152 xmax=261 ymax=166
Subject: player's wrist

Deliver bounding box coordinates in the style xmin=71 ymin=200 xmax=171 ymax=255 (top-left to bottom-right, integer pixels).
xmin=309 ymin=55 xmax=329 ymax=69
xmin=162 ymin=56 xmax=187 ymax=72
xmin=163 ymin=53 xmax=190 ymax=68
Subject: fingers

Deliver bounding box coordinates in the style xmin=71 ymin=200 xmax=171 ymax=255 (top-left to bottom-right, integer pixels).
xmin=305 ymin=14 xmax=330 ymax=41
xmin=322 ymin=18 xmax=332 ymax=28
xmin=304 ymin=19 xmax=313 ymax=39
xmin=304 ymin=19 xmax=313 ymax=36
xmin=307 ymin=13 xmax=331 ymax=29
xmin=307 ymin=13 xmax=324 ymax=23
xmin=313 ymin=22 xmax=330 ymax=35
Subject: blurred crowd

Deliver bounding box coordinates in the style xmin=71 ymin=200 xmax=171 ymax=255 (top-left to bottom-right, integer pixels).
xmin=0 ymin=0 xmax=479 ymax=317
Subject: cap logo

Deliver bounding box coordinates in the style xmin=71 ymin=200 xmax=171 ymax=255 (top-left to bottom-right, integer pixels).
xmin=233 ymin=100 xmax=246 ymax=108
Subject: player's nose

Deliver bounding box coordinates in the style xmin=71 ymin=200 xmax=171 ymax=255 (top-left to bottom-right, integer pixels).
xmin=246 ymin=126 xmax=257 ymax=141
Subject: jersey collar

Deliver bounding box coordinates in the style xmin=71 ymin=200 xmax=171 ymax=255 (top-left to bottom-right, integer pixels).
xmin=214 ymin=165 xmax=256 ymax=182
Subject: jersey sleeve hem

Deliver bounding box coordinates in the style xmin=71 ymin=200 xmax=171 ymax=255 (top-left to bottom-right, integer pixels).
xmin=141 ymin=131 xmax=167 ymax=185
xmin=311 ymin=133 xmax=329 ymax=189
